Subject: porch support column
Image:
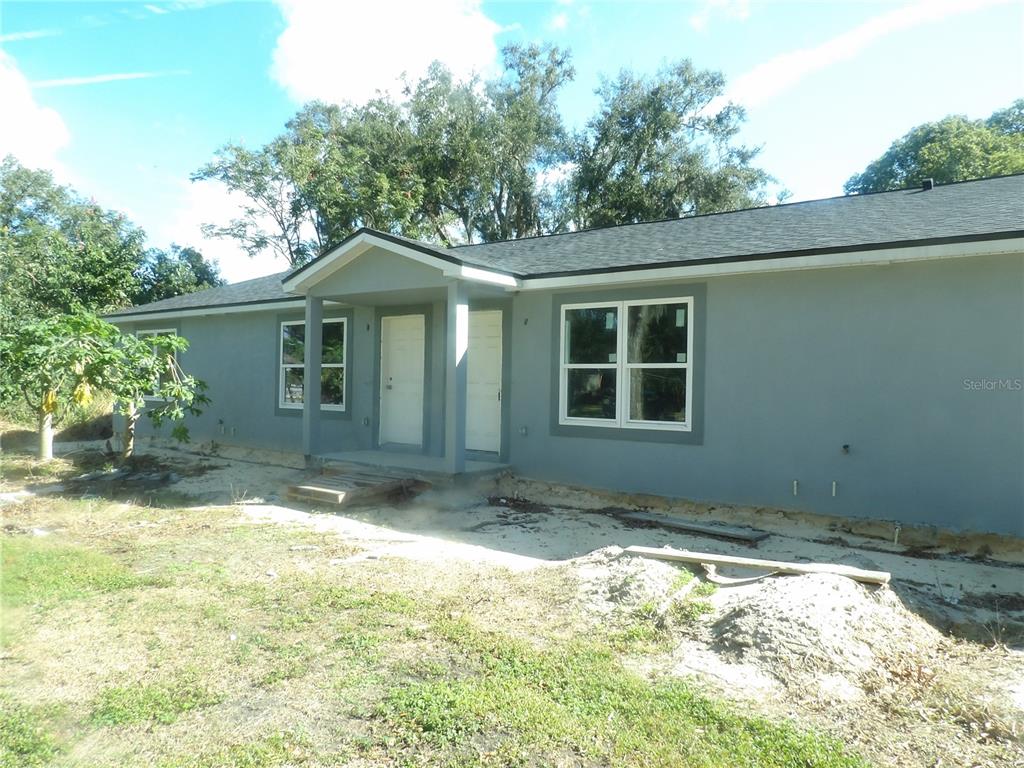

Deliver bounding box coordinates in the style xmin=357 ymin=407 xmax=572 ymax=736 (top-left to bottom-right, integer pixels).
xmin=302 ymin=295 xmax=323 ymax=461
xmin=445 ymin=280 xmax=469 ymax=474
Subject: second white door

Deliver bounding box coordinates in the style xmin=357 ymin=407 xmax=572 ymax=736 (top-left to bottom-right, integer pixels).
xmin=380 ymin=314 xmax=425 ymax=447
xmin=467 ymin=310 xmax=502 ymax=453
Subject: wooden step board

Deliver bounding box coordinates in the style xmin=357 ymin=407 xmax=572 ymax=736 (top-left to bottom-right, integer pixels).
xmin=287 ymin=466 xmax=430 ymax=507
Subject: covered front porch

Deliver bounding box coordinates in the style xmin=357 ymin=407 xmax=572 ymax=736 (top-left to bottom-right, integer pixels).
xmin=284 ymin=231 xmax=519 ymax=475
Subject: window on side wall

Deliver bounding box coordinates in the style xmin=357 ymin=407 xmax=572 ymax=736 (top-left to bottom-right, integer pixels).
xmin=279 ymin=318 xmax=346 ymax=411
xmin=136 ymin=329 xmax=177 ymax=400
xmin=559 ymin=298 xmax=692 ymax=431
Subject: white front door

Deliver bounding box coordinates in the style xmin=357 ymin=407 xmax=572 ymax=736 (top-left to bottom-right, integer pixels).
xmin=380 ymin=314 xmax=425 ymax=447
xmin=467 ymin=310 xmax=502 ymax=453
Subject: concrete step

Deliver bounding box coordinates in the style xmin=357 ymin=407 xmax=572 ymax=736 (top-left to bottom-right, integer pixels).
xmin=287 ymin=465 xmax=431 ymax=507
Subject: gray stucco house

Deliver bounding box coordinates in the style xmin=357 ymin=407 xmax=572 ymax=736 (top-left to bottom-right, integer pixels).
xmin=109 ymin=175 xmax=1024 ymax=536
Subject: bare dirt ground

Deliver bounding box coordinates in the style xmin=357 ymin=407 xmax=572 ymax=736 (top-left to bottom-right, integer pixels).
xmin=4 ymin=435 xmax=1023 ymax=767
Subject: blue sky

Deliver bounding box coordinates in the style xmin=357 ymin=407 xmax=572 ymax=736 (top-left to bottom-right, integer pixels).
xmin=2 ymin=0 xmax=1021 ymax=282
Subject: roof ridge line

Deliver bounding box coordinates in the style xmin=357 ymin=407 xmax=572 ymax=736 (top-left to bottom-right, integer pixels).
xmin=449 ymin=172 xmax=1024 ymax=251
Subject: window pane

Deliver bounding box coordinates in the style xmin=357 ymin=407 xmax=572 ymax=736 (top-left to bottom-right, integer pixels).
xmin=628 ymin=369 xmax=686 ymax=423
xmin=565 ymin=307 xmax=618 ymax=364
xmin=321 ymin=368 xmax=344 ymax=406
xmin=282 ymin=324 xmax=305 ymax=364
xmin=283 ymin=367 xmax=304 ymax=404
xmin=566 ymin=369 xmax=617 ymax=420
xmin=322 ymin=321 xmax=345 ymax=364
xmin=627 ymin=303 xmax=688 ymax=364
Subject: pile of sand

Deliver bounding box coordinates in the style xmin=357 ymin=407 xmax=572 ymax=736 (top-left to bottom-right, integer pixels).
xmin=711 ymin=573 xmax=943 ymax=684
xmin=572 ymin=546 xmax=687 ymax=615
xmin=572 ymin=549 xmax=946 ymax=701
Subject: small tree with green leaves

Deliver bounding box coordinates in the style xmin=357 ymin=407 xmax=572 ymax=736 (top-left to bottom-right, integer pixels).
xmin=107 ymin=331 xmax=209 ymax=459
xmin=0 ymin=314 xmax=109 ymax=460
xmin=0 ymin=313 xmax=208 ymax=461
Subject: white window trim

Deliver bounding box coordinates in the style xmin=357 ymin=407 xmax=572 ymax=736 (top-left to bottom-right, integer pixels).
xmin=558 ymin=297 xmax=693 ymax=432
xmin=279 ymin=317 xmax=347 ymax=412
xmin=136 ymin=328 xmax=176 ymax=401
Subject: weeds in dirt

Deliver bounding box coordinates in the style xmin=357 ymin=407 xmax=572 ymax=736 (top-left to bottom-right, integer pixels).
xmin=379 ymin=617 xmax=868 ymax=767
xmin=156 ymin=733 xmax=317 ymax=768
xmin=669 ymin=580 xmax=718 ymax=623
xmin=0 ymin=697 xmax=58 ymax=768
xmin=91 ymin=672 xmax=223 ymax=726
xmin=0 ymin=493 xmax=871 ymax=767
xmin=669 ymin=596 xmax=715 ymax=624
xmin=863 ymin=643 xmax=1024 ymax=750
xmin=6 ymin=455 xmax=1019 ymax=768
xmin=615 ymin=579 xmax=718 ymax=646
xmin=1 ymin=535 xmax=160 ymax=609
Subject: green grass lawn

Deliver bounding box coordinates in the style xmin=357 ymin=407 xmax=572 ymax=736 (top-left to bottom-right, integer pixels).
xmin=0 ymin=491 xmax=870 ymax=768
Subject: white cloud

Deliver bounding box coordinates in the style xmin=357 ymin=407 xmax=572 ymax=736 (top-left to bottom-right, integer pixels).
xmin=548 ymin=11 xmax=569 ymax=31
xmin=0 ymin=50 xmax=71 ymax=172
xmin=31 ymin=70 xmax=189 ymax=89
xmin=270 ymin=0 xmax=502 ymax=105
xmin=0 ymin=28 xmax=63 ymax=43
xmin=0 ymin=51 xmax=268 ymax=283
xmin=707 ymin=0 xmax=1012 ymax=113
xmin=151 ymin=180 xmax=290 ymax=283
xmin=689 ymin=0 xmax=750 ymax=33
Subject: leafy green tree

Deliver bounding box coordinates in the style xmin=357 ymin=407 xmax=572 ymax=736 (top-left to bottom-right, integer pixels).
xmin=195 ymin=44 xmax=575 ymax=253
xmin=193 ymin=101 xmax=427 ymax=267
xmin=0 ymin=313 xmax=109 ymax=459
xmin=191 ymin=143 xmax=316 ymax=267
xmin=195 ymin=48 xmax=774 ymax=257
xmin=104 ymin=329 xmax=209 ymax=459
xmin=0 ymin=156 xmax=146 ymax=333
xmin=844 ymin=100 xmax=1024 ymax=194
xmin=281 ymin=99 xmax=427 ymax=245
xmin=134 ymin=244 xmax=224 ymax=305
xmin=567 ymin=61 xmax=771 ymax=228
xmin=986 ymin=99 xmax=1024 ymax=135
xmin=0 ymin=313 xmax=208 ymax=460
xmin=406 ymin=63 xmax=492 ymax=243
xmin=407 ymin=44 xmax=574 ymax=244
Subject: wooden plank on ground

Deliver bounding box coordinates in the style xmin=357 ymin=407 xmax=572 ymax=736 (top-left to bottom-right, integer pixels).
xmin=624 ymin=545 xmax=891 ymax=585
xmin=615 ymin=510 xmax=769 ymax=543
xmin=287 ymin=476 xmax=415 ymax=506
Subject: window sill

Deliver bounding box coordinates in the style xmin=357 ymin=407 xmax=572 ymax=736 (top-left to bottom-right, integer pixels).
xmin=279 ymin=403 xmax=347 ymax=412
xmin=560 ymin=416 xmax=690 ymax=432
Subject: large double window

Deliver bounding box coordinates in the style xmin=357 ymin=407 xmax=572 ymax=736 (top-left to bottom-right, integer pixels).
xmin=279 ymin=318 xmax=346 ymax=411
xmin=559 ymin=297 xmax=693 ymax=431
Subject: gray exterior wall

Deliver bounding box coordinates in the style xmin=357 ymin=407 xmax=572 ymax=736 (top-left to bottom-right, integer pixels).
xmin=117 ymin=251 xmax=1024 ymax=536
xmin=508 ymin=253 xmax=1024 ymax=536
xmin=119 ymin=307 xmax=375 ymax=455
xmin=118 ymin=297 xmax=508 ymax=460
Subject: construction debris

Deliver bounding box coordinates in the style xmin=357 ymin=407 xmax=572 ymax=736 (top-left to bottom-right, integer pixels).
xmin=612 ymin=509 xmax=769 ymax=544
xmin=624 ymin=545 xmax=892 ymax=585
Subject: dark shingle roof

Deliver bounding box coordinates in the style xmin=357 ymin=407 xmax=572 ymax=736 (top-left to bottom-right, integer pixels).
xmin=106 ymin=271 xmax=293 ymax=319
xmin=452 ymin=174 xmax=1024 ymax=277
xmin=111 ymin=175 xmax=1023 ymax=318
